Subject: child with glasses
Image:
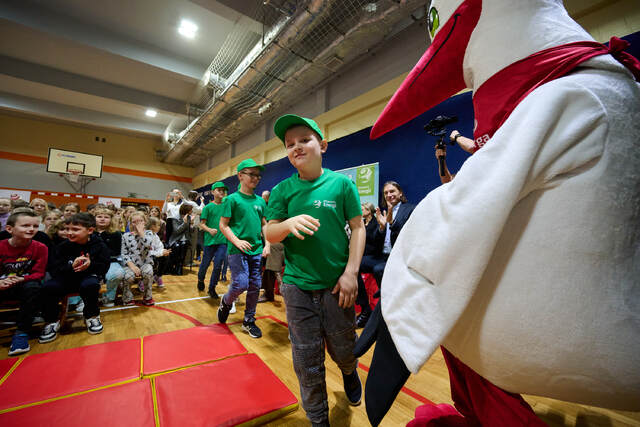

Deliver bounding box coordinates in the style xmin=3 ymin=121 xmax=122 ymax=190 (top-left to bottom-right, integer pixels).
xmin=217 ymin=159 xmax=269 ymax=339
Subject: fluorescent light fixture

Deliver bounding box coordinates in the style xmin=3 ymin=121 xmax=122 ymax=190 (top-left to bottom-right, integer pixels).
xmin=178 ymin=19 xmax=198 ymax=39
xmin=145 ymin=109 xmax=157 ymax=118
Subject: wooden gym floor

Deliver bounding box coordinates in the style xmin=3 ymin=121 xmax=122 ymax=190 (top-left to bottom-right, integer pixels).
xmin=1 ymin=265 xmax=639 ymax=427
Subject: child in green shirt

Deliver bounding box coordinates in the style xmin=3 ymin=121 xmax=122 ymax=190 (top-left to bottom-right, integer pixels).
xmin=265 ymin=114 xmax=366 ymax=426
xmin=218 ymin=159 xmax=269 ymax=339
xmin=197 ymin=181 xmax=228 ymax=298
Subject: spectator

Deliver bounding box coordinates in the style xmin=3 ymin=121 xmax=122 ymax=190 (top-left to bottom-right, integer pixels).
xmin=94 ymin=208 xmax=124 ymax=308
xmin=29 ymin=198 xmax=48 ymax=231
xmin=355 ymin=201 xmax=383 ymax=328
xmin=60 ymin=202 xmax=80 ymax=220
xmin=0 ymin=198 xmax=12 ymax=230
xmin=121 ymin=211 xmax=156 ymax=305
xmin=166 ymin=204 xmax=194 ymax=275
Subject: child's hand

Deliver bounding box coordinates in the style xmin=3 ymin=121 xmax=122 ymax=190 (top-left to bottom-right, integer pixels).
xmin=262 ymin=244 xmax=270 ymax=258
xmin=0 ymin=276 xmax=24 ymax=289
xmin=135 ymin=222 xmax=145 ymax=236
xmin=73 ymin=255 xmax=91 ymax=272
xmin=286 ymin=215 xmax=320 ymax=240
xmin=130 ymin=265 xmax=142 ymax=277
xmin=208 ymin=229 xmax=217 ymax=237
xmin=236 ymin=240 xmax=253 ymax=253
xmin=162 ymin=249 xmax=171 ymax=257
xmin=332 ymin=270 xmax=358 ymax=308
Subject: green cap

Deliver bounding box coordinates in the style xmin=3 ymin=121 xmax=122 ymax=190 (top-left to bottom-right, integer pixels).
xmin=211 ymin=181 xmax=228 ymax=191
xmin=274 ymin=114 xmax=324 ymax=144
xmin=236 ymin=158 xmax=265 ymax=173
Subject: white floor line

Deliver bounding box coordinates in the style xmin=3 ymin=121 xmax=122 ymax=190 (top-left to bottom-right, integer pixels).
xmin=67 ymin=295 xmax=214 ymax=316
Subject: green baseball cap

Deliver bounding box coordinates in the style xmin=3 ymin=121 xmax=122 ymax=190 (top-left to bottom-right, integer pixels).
xmin=274 ymin=114 xmax=324 ymax=144
xmin=236 ymin=158 xmax=265 ymax=173
xmin=211 ymin=181 xmax=228 ymax=191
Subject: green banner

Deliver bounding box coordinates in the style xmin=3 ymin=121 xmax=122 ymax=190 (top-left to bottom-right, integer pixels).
xmin=335 ymin=162 xmax=379 ymax=207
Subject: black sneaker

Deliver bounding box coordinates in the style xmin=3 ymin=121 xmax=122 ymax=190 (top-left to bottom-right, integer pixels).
xmin=85 ymin=316 xmax=104 ymax=335
xmin=217 ymin=298 xmax=232 ymax=324
xmin=356 ymin=311 xmax=371 ymax=328
xmin=242 ymin=320 xmax=262 ymax=338
xmin=197 ymin=281 xmax=205 ymax=291
xmin=208 ymin=287 xmax=219 ymax=299
xmin=342 ymin=369 xmax=362 ymax=406
xmin=39 ymin=321 xmax=61 ymax=343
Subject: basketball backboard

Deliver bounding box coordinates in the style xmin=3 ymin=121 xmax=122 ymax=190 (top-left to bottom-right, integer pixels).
xmin=47 ymin=148 xmax=103 ymax=178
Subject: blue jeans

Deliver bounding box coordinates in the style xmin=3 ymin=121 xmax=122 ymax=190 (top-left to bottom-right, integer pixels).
xmin=104 ymin=262 xmax=125 ymax=302
xmin=279 ymin=283 xmax=358 ymax=424
xmin=223 ymin=253 xmax=262 ymax=322
xmin=197 ymin=244 xmax=227 ymax=292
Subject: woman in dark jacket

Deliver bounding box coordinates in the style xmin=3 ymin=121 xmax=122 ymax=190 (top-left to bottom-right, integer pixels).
xmin=167 ymin=204 xmax=193 ymax=275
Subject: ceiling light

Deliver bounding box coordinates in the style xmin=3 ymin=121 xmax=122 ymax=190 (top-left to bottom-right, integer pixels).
xmin=178 ymin=19 xmax=198 ymax=39
xmin=145 ymin=109 xmax=157 ymax=118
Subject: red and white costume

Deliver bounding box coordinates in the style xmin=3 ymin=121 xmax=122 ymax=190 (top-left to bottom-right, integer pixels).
xmin=372 ymin=0 xmax=640 ymax=416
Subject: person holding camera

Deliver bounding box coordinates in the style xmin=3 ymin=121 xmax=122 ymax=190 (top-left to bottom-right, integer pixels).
xmin=436 ymin=130 xmax=476 ymax=184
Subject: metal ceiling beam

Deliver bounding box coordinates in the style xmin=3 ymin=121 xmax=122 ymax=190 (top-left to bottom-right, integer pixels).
xmin=0 ymin=55 xmax=188 ymax=116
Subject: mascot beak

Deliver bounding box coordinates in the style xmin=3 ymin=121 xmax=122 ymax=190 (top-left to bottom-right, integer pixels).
xmin=370 ymin=0 xmax=482 ymax=139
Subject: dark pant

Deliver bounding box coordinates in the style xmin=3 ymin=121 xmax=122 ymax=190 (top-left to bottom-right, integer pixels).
xmin=261 ymin=269 xmax=277 ymax=301
xmin=1 ymin=280 xmax=41 ymax=332
xmin=168 ymin=241 xmax=190 ymax=274
xmin=42 ymin=275 xmax=101 ymax=322
xmin=197 ymin=244 xmax=227 ymax=292
xmin=357 ymin=254 xmax=386 ymax=310
xmin=280 ymin=283 xmax=358 ymax=424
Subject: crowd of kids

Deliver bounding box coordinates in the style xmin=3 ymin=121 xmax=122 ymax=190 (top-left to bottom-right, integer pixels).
xmin=0 ymin=113 xmax=421 ymax=426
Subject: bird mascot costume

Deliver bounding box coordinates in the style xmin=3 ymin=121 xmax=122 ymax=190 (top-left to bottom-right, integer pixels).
xmin=355 ymin=0 xmax=640 ymax=425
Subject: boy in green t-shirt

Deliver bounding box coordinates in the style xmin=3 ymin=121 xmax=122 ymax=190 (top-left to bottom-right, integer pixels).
xmin=265 ymin=114 xmax=366 ymax=425
xmin=218 ymin=159 xmax=270 ymax=339
xmin=197 ymin=181 xmax=228 ymax=298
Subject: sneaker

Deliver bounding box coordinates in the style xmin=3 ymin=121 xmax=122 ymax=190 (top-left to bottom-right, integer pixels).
xmin=86 ymin=316 xmax=103 ymax=334
xmin=157 ymin=277 xmax=165 ymax=288
xmin=208 ymin=288 xmax=219 ymax=299
xmin=39 ymin=321 xmax=61 ymax=343
xmin=8 ymin=332 xmax=30 ymax=356
xmin=142 ymin=298 xmax=155 ymax=306
xmin=217 ymin=298 xmax=232 ymax=324
xmin=242 ymin=320 xmax=262 ymax=338
xmin=356 ymin=311 xmax=371 ymax=329
xmin=230 ymin=301 xmax=236 ymax=314
xmin=123 ymin=300 xmax=136 ymax=306
xmin=75 ymin=301 xmax=85 ymax=313
xmin=342 ymin=369 xmax=362 ymax=406
xmin=197 ymin=281 xmax=205 ymax=291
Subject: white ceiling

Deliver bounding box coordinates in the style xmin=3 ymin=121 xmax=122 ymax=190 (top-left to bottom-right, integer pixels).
xmin=0 ymin=0 xmax=263 ymax=138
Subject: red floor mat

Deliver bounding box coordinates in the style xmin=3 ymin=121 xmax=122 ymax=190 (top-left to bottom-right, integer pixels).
xmin=0 ymin=378 xmax=155 ymax=426
xmin=155 ymin=353 xmax=298 ymax=427
xmin=0 ymin=338 xmax=141 ymax=411
xmin=142 ymin=324 xmax=246 ymax=376
xmin=0 ymin=358 xmax=18 ymax=383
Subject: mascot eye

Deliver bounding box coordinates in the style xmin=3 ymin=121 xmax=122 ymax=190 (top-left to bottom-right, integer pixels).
xmin=428 ymin=7 xmax=439 ymax=39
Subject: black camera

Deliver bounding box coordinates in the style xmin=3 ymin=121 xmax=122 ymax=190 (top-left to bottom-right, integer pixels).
xmin=424 ymin=115 xmax=458 ymax=177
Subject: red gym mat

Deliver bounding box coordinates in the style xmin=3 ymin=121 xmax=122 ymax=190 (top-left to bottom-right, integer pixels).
xmin=0 ymin=378 xmax=155 ymax=426
xmin=155 ymin=353 xmax=298 ymax=427
xmin=0 ymin=338 xmax=141 ymax=411
xmin=0 ymin=357 xmax=18 ymax=383
xmin=142 ymin=324 xmax=247 ymax=376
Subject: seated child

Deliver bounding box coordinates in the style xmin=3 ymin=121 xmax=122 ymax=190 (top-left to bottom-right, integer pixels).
xmin=121 ymin=211 xmax=156 ymax=305
xmin=148 ymin=217 xmax=171 ymax=288
xmin=94 ymin=208 xmax=124 ymax=307
xmin=0 ymin=209 xmax=48 ymax=356
xmin=39 ymin=213 xmax=110 ymax=343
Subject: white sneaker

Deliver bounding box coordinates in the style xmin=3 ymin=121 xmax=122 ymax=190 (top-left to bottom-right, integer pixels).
xmin=39 ymin=321 xmax=61 ymax=343
xmin=86 ymin=316 xmax=103 ymax=335
xmin=230 ymin=301 xmax=236 ymax=314
xmin=75 ymin=301 xmax=85 ymax=313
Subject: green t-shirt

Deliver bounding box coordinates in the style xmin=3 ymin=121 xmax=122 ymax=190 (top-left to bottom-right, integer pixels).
xmin=266 ymin=169 xmax=362 ymax=290
xmin=221 ymin=191 xmax=266 ymax=255
xmin=200 ymin=201 xmax=227 ymax=246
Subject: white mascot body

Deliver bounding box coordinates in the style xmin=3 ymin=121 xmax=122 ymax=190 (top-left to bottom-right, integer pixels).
xmin=371 ymin=0 xmax=640 ymax=411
